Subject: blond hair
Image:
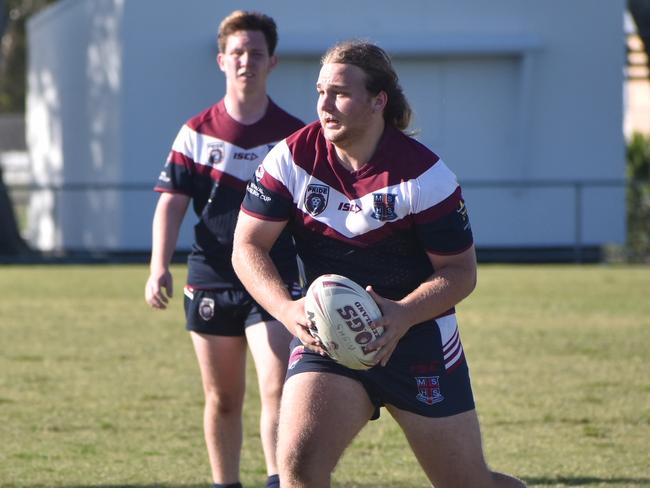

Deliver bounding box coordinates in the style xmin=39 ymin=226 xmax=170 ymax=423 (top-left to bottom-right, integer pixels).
xmin=322 ymin=40 xmax=412 ymax=131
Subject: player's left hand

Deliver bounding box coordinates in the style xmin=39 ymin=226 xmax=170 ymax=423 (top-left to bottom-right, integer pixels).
xmin=364 ymin=286 xmax=413 ymax=367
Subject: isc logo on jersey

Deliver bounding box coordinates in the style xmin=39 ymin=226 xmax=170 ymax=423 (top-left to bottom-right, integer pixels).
xmin=337 ymin=202 xmax=361 ymax=213
xmin=233 ymin=152 xmax=258 ymax=161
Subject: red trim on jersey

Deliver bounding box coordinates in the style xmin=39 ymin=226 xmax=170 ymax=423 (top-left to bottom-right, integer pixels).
xmin=285 ymin=122 xmax=442 ymax=199
xmin=192 ymin=163 xmax=248 ymax=192
xmin=186 ymin=99 xmax=303 ymax=150
xmin=240 ymin=205 xmax=289 ymax=223
xmin=425 ymin=241 xmax=474 ymax=256
xmin=414 ymin=186 xmax=463 ymax=224
xmin=293 ymin=207 xmax=413 ymax=247
xmin=153 ymin=187 xmax=191 ymax=195
xmin=258 ymin=170 xmax=293 ymax=200
xmin=168 ymin=151 xmax=194 ymax=171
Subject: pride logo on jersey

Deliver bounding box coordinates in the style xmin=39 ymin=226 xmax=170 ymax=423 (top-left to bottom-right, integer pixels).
xmin=305 ymin=184 xmax=330 ymax=216
xmin=207 ymin=142 xmax=224 ymax=165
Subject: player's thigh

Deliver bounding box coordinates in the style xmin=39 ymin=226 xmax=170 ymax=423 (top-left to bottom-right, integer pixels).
xmin=190 ymin=331 xmax=248 ymax=401
xmin=278 ymin=371 xmax=374 ymax=472
xmin=387 ymin=406 xmax=492 ymax=487
xmin=245 ymin=319 xmax=293 ymax=390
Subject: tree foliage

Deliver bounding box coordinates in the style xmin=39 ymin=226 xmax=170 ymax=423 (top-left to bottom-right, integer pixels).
xmin=0 ymin=0 xmax=56 ymax=113
xmin=626 ymin=132 xmax=650 ymax=262
xmin=0 ymin=0 xmax=56 ymax=254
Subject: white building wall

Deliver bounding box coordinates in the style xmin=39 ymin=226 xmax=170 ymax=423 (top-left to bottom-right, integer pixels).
xmin=26 ymin=0 xmax=626 ymax=252
xmin=27 ymin=0 xmax=125 ymax=250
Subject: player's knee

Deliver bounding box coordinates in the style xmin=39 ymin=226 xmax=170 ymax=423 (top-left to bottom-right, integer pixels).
xmin=204 ymin=390 xmax=243 ymax=416
xmin=279 ymin=454 xmax=326 ymax=487
xmin=278 ymin=442 xmax=328 ymax=485
xmin=258 ymin=378 xmax=284 ymax=404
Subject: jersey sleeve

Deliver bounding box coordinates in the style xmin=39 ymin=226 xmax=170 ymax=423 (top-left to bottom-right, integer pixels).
xmin=240 ymin=139 xmax=295 ymax=221
xmin=154 ymin=124 xmax=195 ymax=195
xmin=412 ymin=160 xmax=474 ymax=255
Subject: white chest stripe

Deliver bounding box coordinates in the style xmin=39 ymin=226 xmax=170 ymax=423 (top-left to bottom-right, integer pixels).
xmin=263 ymin=142 xmax=460 ymax=238
xmin=294 ymin=169 xmax=409 ymax=238
xmin=173 ymin=125 xmax=274 ymax=181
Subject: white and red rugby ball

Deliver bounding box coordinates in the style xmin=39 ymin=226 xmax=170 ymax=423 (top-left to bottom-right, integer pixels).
xmin=304 ymin=274 xmax=384 ymax=370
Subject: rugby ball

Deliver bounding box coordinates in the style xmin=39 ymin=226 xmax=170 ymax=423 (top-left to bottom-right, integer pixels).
xmin=304 ymin=274 xmax=384 ymax=370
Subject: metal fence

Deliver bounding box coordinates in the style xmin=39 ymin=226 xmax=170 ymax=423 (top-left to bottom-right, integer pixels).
xmin=4 ymin=178 xmax=639 ymax=263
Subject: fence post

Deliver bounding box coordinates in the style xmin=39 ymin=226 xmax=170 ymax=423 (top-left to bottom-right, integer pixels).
xmin=574 ymin=182 xmax=583 ymax=263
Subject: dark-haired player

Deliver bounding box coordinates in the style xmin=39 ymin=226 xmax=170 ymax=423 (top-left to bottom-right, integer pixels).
xmin=145 ymin=11 xmax=303 ymax=488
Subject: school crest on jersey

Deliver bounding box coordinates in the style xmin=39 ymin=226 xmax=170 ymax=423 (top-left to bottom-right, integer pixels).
xmin=207 ymin=142 xmax=225 ymax=165
xmin=371 ymin=193 xmax=398 ymax=221
xmin=415 ymin=376 xmax=444 ymax=405
xmin=304 ymin=184 xmax=330 ymax=216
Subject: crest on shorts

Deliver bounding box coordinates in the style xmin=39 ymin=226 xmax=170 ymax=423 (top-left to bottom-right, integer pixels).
xmin=371 ymin=193 xmax=397 ymax=221
xmin=198 ymin=297 xmax=215 ymax=321
xmin=304 ymin=184 xmax=330 ymax=216
xmin=207 ymin=142 xmax=225 ymax=165
xmin=415 ymin=376 xmax=444 ymax=405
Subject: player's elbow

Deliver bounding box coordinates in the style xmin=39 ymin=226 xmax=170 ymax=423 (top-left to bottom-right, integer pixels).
xmin=453 ymin=257 xmax=477 ymax=303
xmin=231 ymin=238 xmax=248 ymax=277
xmin=466 ymin=266 xmax=477 ymax=296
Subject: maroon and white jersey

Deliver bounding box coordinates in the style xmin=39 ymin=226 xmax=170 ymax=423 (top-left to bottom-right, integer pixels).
xmin=155 ymin=99 xmax=303 ymax=288
xmin=242 ymin=121 xmax=473 ymax=305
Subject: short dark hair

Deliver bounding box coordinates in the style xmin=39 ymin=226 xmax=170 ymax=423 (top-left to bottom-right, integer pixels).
xmin=322 ymin=40 xmax=412 ymax=131
xmin=217 ymin=10 xmax=278 ymax=56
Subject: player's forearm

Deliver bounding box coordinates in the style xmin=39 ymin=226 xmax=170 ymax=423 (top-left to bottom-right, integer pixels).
xmin=150 ymin=196 xmax=187 ymax=272
xmin=150 ymin=225 xmax=178 ymax=272
xmin=232 ymin=243 xmax=294 ymax=320
xmin=397 ymin=260 xmax=476 ymax=327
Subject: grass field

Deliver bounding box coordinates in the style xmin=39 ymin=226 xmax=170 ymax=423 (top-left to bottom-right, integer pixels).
xmin=0 ymin=264 xmax=649 ymax=487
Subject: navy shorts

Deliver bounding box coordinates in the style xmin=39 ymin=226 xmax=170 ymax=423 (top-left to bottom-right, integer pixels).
xmin=184 ymin=283 xmax=302 ymax=336
xmin=286 ymin=314 xmax=475 ymax=420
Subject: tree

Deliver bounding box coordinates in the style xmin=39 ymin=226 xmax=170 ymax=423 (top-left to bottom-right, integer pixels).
xmin=1 ymin=0 xmax=56 ymax=112
xmin=0 ymin=0 xmax=55 ymax=255
xmin=627 ymin=133 xmax=650 ymax=262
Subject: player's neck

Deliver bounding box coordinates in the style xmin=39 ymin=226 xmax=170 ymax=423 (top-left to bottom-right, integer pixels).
xmin=334 ymin=121 xmax=384 ymax=172
xmin=223 ymin=90 xmax=269 ymax=125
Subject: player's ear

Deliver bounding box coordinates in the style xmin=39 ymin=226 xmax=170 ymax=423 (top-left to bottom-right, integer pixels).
xmin=268 ymin=54 xmax=278 ymax=72
xmin=372 ymin=91 xmax=388 ymax=113
xmin=217 ymin=53 xmax=225 ymax=72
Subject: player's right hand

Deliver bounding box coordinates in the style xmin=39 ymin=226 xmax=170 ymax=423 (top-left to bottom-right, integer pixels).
xmin=280 ymin=297 xmax=327 ymax=356
xmin=145 ymin=269 xmax=173 ymax=309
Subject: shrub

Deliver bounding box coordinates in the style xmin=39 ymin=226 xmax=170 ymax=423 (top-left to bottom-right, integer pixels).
xmin=626 ymin=132 xmax=650 ymax=262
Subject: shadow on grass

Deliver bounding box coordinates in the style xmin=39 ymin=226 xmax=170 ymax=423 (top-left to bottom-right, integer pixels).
xmin=523 ymin=476 xmax=650 ymax=486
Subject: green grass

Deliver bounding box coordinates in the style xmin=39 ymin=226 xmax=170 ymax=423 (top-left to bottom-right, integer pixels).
xmin=0 ymin=264 xmax=649 ymax=487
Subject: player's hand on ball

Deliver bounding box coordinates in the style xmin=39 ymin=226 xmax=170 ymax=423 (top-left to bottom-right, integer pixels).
xmin=145 ymin=269 xmax=173 ymax=309
xmin=281 ymin=298 xmax=328 ymax=356
xmin=364 ymin=286 xmax=412 ymax=367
